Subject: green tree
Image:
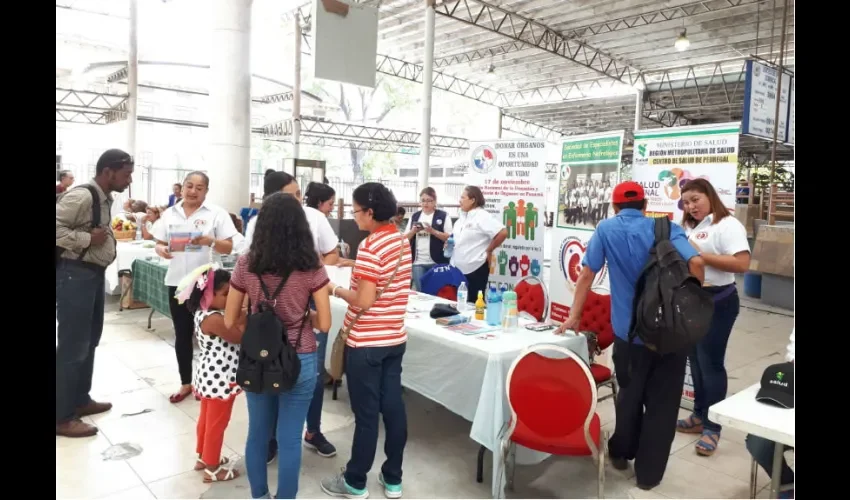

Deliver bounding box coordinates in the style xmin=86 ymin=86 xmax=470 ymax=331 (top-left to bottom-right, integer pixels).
xmin=310 ymin=77 xmax=417 ymax=181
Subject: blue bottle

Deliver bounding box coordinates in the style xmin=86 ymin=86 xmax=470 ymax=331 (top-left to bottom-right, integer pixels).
xmin=486 ymin=285 xmax=501 ymax=326
xmin=444 ymin=234 xmax=455 ymax=258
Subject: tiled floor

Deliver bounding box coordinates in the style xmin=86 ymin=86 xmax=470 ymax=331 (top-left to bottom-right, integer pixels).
xmin=57 ymin=297 xmax=793 ymax=499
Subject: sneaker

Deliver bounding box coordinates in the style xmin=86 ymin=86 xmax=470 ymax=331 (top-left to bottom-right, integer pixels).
xmin=304 ymin=432 xmax=337 ymax=457
xmin=378 ymin=473 xmax=402 ymax=499
xmin=320 ymin=469 xmax=369 ymax=499
xmin=267 ymin=439 xmax=278 ymax=465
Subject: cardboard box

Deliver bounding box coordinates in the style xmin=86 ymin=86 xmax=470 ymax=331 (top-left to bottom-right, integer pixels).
xmin=734 ymin=204 xmax=759 ymax=238
xmin=749 ymin=225 xmax=794 ymax=277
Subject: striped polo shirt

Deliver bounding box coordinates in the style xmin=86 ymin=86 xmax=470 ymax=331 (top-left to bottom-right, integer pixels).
xmin=343 ymin=224 xmax=413 ymax=348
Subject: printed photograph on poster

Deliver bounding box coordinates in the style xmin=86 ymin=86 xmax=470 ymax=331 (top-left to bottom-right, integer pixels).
xmin=467 ymin=140 xmax=547 ymax=289
xmin=556 ymin=163 xmax=617 ymax=230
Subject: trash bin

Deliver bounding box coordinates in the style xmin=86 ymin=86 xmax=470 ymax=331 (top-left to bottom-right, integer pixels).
xmin=743 ymin=272 xmax=762 ymax=299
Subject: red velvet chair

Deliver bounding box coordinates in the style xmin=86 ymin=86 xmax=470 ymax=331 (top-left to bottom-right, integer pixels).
xmin=564 ymin=288 xmax=617 ymax=403
xmin=501 ymin=344 xmax=607 ymax=498
xmin=515 ymin=276 xmax=549 ymax=321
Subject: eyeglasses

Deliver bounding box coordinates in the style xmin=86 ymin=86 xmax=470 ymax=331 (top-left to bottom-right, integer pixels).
xmin=350 ymin=209 xmax=362 ymax=216
xmin=420 ymin=198 xmax=435 ymax=204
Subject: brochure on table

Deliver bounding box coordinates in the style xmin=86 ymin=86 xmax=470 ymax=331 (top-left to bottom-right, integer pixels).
xmin=466 ymin=140 xmax=547 ymax=291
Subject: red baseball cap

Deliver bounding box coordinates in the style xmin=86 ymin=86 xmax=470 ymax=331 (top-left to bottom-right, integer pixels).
xmin=612 ymin=181 xmax=645 ymax=204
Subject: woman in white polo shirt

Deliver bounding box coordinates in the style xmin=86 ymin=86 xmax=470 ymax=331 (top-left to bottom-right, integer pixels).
xmin=152 ymin=171 xmax=240 ymax=404
xmin=450 ymin=185 xmax=508 ymax=302
xmin=675 ymin=178 xmax=751 ymax=457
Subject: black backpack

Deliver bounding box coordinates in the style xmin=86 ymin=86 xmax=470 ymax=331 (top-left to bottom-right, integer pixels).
xmin=629 ymin=217 xmax=714 ymax=355
xmin=236 ymin=273 xmax=309 ymax=394
xmin=56 ymin=185 xmax=100 ymax=268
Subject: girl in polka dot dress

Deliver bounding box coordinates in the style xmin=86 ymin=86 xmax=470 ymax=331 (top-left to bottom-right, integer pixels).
xmin=176 ymin=264 xmax=246 ymax=483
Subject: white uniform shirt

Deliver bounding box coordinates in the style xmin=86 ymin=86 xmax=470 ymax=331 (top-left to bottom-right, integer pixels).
xmin=242 ymin=205 xmax=338 ymax=258
xmin=152 ymin=201 xmax=239 ymax=286
xmin=685 ymin=213 xmax=750 ymax=287
xmin=450 ymin=207 xmax=505 ymax=275
xmin=404 ymin=211 xmax=454 ymax=266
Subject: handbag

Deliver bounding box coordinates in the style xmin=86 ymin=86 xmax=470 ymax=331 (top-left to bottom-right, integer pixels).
xmin=329 ymin=237 xmax=406 ymax=380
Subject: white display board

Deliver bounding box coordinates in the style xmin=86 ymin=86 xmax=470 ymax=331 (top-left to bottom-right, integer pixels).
xmin=548 ymin=131 xmax=624 ymax=323
xmin=742 ymin=59 xmax=792 ymax=143
xmin=465 ymin=140 xmax=548 ymax=290
xmin=312 ymin=0 xmax=379 ymax=88
xmin=785 ymin=77 xmax=795 ymax=145
xmin=632 ymin=122 xmax=741 ymax=223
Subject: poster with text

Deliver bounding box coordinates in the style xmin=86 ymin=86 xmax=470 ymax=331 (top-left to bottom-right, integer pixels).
xmin=466 ymin=140 xmax=547 ymax=290
xmin=549 ymin=131 xmax=624 ymax=323
xmin=632 ymin=123 xmax=740 ymax=223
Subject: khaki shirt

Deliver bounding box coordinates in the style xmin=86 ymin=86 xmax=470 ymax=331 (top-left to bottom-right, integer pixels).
xmin=56 ymin=180 xmax=117 ymax=268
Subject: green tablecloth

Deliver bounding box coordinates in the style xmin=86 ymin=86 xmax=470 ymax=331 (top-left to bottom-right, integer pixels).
xmin=132 ymin=259 xmax=171 ymax=320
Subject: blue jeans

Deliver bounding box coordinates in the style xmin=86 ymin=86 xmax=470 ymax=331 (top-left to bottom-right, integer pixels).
xmin=691 ymin=286 xmax=740 ymax=432
xmin=306 ymin=331 xmax=328 ymax=433
xmin=245 ymin=352 xmax=317 ymax=499
xmin=344 ymin=343 xmax=408 ymax=490
xmin=411 ymin=264 xmax=434 ymax=291
xmin=746 ymin=434 xmax=794 ymax=485
xmin=56 ymin=261 xmax=106 ymax=423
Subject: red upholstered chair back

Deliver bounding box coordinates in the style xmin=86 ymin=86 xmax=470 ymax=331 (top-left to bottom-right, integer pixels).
xmin=578 ymin=290 xmax=614 ymax=351
xmin=515 ymin=277 xmax=549 ymax=322
xmin=507 ymin=345 xmax=597 ymax=441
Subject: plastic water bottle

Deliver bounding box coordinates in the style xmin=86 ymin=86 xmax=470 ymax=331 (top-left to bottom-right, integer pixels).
xmin=456 ymin=282 xmax=468 ymax=312
xmin=444 ymin=234 xmax=455 ymax=259
xmin=135 ymin=224 xmax=142 ymax=240
xmin=486 ymin=285 xmax=502 ymax=326
xmin=501 ymin=289 xmax=518 ymax=332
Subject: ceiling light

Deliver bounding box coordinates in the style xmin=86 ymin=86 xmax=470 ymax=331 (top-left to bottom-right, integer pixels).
xmin=675 ymin=30 xmax=690 ymax=52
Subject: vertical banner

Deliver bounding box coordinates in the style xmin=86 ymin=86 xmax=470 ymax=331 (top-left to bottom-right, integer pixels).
xmin=632 ymin=122 xmax=740 ymax=409
xmin=632 ymin=123 xmax=741 ymax=222
xmin=466 ymin=140 xmax=547 ymax=290
xmin=549 ymin=131 xmax=624 ymax=322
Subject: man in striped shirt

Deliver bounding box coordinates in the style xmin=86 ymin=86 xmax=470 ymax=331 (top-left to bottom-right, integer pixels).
xmin=321 ymin=183 xmax=412 ymax=500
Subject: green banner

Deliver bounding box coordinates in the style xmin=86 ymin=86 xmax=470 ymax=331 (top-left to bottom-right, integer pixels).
xmin=561 ymin=136 xmax=622 ymax=163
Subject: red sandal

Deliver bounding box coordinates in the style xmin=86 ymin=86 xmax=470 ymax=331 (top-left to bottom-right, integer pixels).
xmin=169 ymin=388 xmax=193 ymax=403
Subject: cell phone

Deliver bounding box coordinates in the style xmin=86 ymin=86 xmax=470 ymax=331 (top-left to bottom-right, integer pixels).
xmin=525 ymin=323 xmax=556 ymax=332
xmin=414 ymin=222 xmax=425 ymax=230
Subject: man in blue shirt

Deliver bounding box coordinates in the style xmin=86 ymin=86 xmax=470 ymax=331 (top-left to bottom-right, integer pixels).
xmin=557 ymin=181 xmax=704 ymax=490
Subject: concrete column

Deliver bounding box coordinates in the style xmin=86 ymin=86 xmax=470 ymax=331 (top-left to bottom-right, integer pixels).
xmin=126 ymin=0 xmax=138 ymax=201
xmin=293 ymin=12 xmax=302 ymax=160
xmin=418 ymin=1 xmax=436 ymax=191
xmin=208 ymin=0 xmax=253 ymax=214
xmin=633 ymin=89 xmax=644 ymax=131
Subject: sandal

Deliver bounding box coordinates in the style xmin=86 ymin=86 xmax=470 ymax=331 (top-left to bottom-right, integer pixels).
xmin=676 ymin=414 xmax=704 ymax=434
xmin=169 ymin=386 xmax=193 ymax=404
xmin=194 ymin=456 xmax=230 ymax=471
xmin=203 ymin=465 xmax=239 ymax=483
xmin=695 ymin=430 xmax=720 ymax=456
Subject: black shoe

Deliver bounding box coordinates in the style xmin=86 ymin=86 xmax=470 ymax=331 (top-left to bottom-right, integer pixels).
xmin=637 ymin=481 xmax=660 ymax=491
xmin=267 ymin=439 xmax=278 ymax=464
xmin=610 ymin=456 xmax=629 ymax=471
xmin=303 ymin=432 xmax=337 ymax=457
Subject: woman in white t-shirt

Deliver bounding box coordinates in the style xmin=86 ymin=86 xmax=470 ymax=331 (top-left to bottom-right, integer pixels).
xmin=152 ymin=171 xmax=241 ymax=404
xmin=404 ymin=187 xmax=453 ymax=291
xmin=675 ymin=178 xmax=751 ymax=457
xmin=450 ymin=186 xmax=508 ymax=302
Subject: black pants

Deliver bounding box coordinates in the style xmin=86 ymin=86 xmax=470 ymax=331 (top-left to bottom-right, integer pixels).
xmin=344 ymin=343 xmax=408 ymax=489
xmin=167 ymin=285 xmax=195 ymax=385
xmin=609 ymin=337 xmax=687 ymax=486
xmin=464 ymin=261 xmax=490 ymax=303
xmin=56 ymin=260 xmax=106 ymax=423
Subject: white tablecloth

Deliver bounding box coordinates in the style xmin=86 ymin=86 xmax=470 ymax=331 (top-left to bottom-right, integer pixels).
xmin=105 ymin=241 xmax=158 ymax=295
xmin=708 ymin=383 xmax=794 ymax=447
xmin=325 ymin=267 xmax=589 ymax=497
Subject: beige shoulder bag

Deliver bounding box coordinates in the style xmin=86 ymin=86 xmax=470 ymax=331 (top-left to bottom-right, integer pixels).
xmin=328 ymin=237 xmax=406 ymax=380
